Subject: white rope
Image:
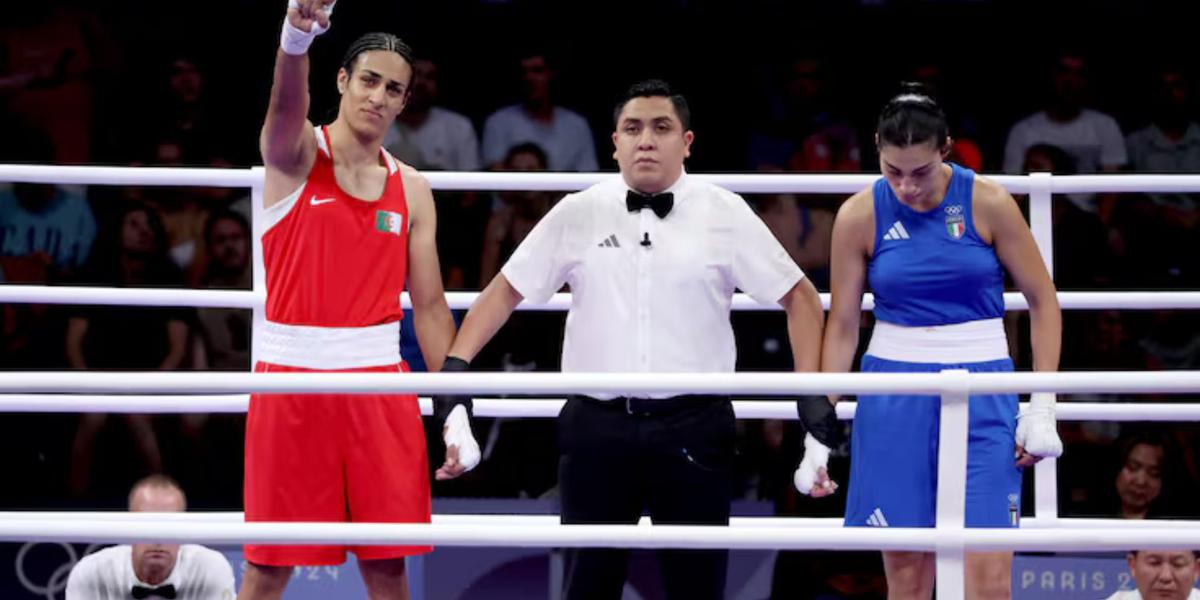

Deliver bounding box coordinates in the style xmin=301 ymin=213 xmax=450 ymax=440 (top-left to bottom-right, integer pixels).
xmin=0 ymin=518 xmax=939 ymax=550
xmin=5 ymin=394 xmax=1200 ymax=422
xmin=0 ymin=165 xmax=257 ymax=187
xmin=1047 ymin=174 xmax=1200 ymax=193
xmin=2 ymin=370 xmax=1200 ymax=396
xmin=5 ymin=512 xmax=1197 ymax=530
xmin=0 ymin=517 xmax=1195 ymax=552
xmin=7 ymin=164 xmax=1200 ymax=194
xmin=422 ymin=172 xmax=884 ymax=193
xmin=0 ymin=285 xmax=262 ymax=308
xmin=0 ymin=395 xmax=253 ymax=413
xmin=7 ymin=285 xmax=1200 ymax=311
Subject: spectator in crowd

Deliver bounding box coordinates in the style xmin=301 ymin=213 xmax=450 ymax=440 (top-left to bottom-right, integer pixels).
xmin=383 ymin=56 xmax=488 ymax=290
xmin=383 ymin=57 xmax=480 ymax=171
xmin=1004 ymin=52 xmax=1127 ymax=178
xmin=178 ymin=208 xmax=251 ymax=501
xmin=192 ymin=209 xmax=251 ymax=371
xmin=66 ymin=475 xmax=235 ymax=599
xmin=0 ymin=126 xmax=96 ymax=279
xmin=1123 ymin=68 xmax=1200 ymax=287
xmin=478 ymin=142 xmax=557 ymax=286
xmin=1021 ymin=143 xmax=1116 ymax=288
xmin=1104 ymin=550 xmax=1200 ymax=600
xmin=752 ymin=194 xmax=836 ymax=292
xmin=135 ymin=138 xmax=213 ymax=283
xmin=1112 ymin=432 xmax=1172 ymax=520
xmin=481 ymin=50 xmax=597 ymax=171
xmin=1066 ymin=430 xmax=1186 ymax=520
xmin=0 ymin=125 xmax=96 ymax=367
xmin=66 ymin=202 xmax=190 ymax=496
xmin=1003 ymin=52 xmax=1126 ymax=223
xmin=747 ymin=57 xmax=861 ymax=173
xmin=1126 ymin=68 xmax=1200 ymax=199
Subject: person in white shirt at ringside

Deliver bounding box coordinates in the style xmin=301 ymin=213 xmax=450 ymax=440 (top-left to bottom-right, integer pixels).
xmin=66 ymin=475 xmax=235 ymax=600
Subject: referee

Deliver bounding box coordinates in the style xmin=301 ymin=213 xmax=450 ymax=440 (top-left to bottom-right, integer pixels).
xmin=435 ymin=79 xmax=827 ymax=600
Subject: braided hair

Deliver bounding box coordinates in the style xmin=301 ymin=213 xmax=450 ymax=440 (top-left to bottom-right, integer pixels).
xmin=340 ymin=32 xmax=414 ymax=77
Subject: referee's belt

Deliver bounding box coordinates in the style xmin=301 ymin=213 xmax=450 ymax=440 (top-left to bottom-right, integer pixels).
xmin=576 ymin=394 xmax=728 ymax=416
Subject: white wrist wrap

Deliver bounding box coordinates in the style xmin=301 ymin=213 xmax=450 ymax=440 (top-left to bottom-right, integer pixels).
xmin=280 ymin=1 xmax=336 ymax=55
xmin=443 ymin=405 xmax=481 ymax=472
xmin=1016 ymin=392 xmax=1063 ymax=458
xmin=793 ymin=433 xmax=832 ymax=495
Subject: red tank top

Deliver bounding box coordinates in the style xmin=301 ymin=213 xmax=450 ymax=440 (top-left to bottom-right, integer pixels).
xmin=262 ymin=126 xmax=409 ymax=328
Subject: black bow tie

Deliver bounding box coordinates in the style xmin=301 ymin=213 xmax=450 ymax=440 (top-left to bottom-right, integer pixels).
xmin=625 ymin=191 xmax=674 ymax=219
xmin=132 ymin=584 xmax=177 ymax=599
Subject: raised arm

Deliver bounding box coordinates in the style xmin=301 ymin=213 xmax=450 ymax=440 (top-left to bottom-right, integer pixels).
xmin=261 ymin=1 xmax=335 ymax=204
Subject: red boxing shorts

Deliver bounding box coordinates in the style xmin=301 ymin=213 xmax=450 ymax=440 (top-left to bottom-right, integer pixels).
xmin=244 ymin=361 xmax=431 ymax=566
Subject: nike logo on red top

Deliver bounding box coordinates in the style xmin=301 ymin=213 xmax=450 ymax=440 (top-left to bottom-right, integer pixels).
xmin=310 ymin=196 xmax=336 ymax=206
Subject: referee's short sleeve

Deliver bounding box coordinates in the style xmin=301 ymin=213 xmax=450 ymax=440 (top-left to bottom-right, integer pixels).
xmin=726 ymin=192 xmax=804 ymax=305
xmin=64 ymin=552 xmax=98 ymax=599
xmin=192 ymin=545 xmax=237 ymax=597
xmin=501 ymin=194 xmax=580 ymax=304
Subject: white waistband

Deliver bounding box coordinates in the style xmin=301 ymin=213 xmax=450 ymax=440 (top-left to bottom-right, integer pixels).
xmin=258 ymin=321 xmax=401 ymax=369
xmin=866 ymin=318 xmax=1009 ymax=364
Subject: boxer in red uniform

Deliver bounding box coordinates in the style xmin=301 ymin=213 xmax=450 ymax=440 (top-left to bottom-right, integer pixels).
xmin=238 ymin=2 xmax=480 ymax=599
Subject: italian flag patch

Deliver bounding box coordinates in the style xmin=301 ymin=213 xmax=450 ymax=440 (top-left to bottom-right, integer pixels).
xmin=375 ymin=210 xmax=403 ymax=235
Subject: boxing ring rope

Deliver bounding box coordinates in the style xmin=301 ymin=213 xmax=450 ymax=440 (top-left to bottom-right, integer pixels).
xmin=7 ymin=165 xmax=1200 ymax=599
xmin=8 ymin=163 xmax=1200 ymax=193
xmin=7 ymin=285 xmax=1200 ymax=310
xmin=5 ymin=394 xmax=1200 ymax=421
xmin=4 ymin=370 xmax=1200 ymax=395
xmin=2 ymin=519 xmax=1200 ymax=553
xmin=6 ymin=511 xmax=1200 ymax=531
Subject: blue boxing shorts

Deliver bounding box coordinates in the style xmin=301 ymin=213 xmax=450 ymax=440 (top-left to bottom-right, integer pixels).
xmin=844 ymin=355 xmax=1022 ymax=529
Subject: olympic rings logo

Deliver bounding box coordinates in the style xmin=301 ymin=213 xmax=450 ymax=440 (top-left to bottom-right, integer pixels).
xmin=943 ymin=205 xmax=963 ymax=215
xmin=15 ymin=542 xmax=103 ymax=600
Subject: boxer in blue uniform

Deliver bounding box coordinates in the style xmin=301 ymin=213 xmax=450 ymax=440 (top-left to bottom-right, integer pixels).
xmin=801 ymin=84 xmax=1065 ymax=599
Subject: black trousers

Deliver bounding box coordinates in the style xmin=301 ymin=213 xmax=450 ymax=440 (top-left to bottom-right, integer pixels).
xmin=558 ymin=395 xmax=735 ymax=600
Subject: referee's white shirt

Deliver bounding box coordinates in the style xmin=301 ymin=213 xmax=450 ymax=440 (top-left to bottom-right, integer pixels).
xmin=66 ymin=544 xmax=235 ymax=600
xmin=501 ymin=172 xmax=803 ymax=398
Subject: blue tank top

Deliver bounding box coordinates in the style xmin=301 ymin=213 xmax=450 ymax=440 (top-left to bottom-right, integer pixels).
xmin=867 ymin=163 xmax=1005 ymax=326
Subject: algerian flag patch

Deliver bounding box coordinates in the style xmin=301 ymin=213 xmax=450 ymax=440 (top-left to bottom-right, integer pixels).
xmin=375 ymin=210 xmax=404 ymax=235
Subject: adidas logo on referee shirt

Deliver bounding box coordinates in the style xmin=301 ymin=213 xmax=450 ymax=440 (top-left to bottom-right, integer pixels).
xmin=866 ymin=508 xmax=889 ymax=527
xmin=597 ymin=234 xmax=620 ymax=248
xmin=882 ymin=221 xmax=910 ymax=241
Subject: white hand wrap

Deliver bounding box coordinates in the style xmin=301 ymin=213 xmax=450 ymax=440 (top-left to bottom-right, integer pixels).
xmin=280 ymin=1 xmax=336 ymax=55
xmin=1016 ymin=392 xmax=1063 ymax=458
xmin=443 ymin=405 xmax=481 ymax=472
xmin=793 ymin=433 xmax=832 ymax=495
